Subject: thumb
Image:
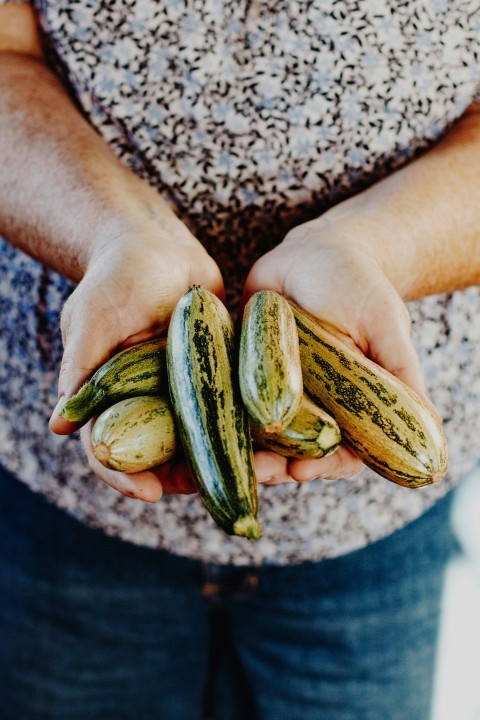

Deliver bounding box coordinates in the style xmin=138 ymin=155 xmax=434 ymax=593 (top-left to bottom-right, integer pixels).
xmin=240 ymin=251 xmax=284 ymax=314
xmin=363 ymin=295 xmax=433 ymax=410
xmin=49 ymin=286 xmax=120 ymax=435
xmin=370 ymin=325 xmax=441 ymax=422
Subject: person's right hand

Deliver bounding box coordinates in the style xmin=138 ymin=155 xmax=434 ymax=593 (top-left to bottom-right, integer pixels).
xmin=0 ymin=4 xmax=225 ymax=502
xmin=49 ymin=214 xmax=224 ymax=502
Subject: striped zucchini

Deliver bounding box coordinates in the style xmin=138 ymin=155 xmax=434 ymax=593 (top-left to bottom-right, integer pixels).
xmin=61 ymin=337 xmax=168 ymax=424
xmin=240 ymin=290 xmax=303 ymax=432
xmin=290 ymin=301 xmax=448 ymax=488
xmin=251 ymin=394 xmax=341 ymax=459
xmin=167 ymin=286 xmax=261 ymax=540
xmin=90 ymin=395 xmax=177 ymax=473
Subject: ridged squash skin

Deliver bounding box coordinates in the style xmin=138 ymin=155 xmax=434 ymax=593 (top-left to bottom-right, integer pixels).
xmin=251 ymin=394 xmax=341 ymax=459
xmin=90 ymin=395 xmax=176 ymax=472
xmin=61 ymin=338 xmax=168 ymax=423
xmin=290 ymin=302 xmax=448 ymax=488
xmin=240 ymin=290 xmax=303 ymax=432
xmin=167 ymin=286 xmax=261 ymax=540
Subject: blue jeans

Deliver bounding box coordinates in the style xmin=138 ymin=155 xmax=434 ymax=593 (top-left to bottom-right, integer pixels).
xmin=0 ymin=465 xmax=459 ymax=720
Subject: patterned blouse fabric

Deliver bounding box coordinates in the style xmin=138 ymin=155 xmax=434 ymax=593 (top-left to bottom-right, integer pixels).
xmin=1 ymin=0 xmax=480 ymax=565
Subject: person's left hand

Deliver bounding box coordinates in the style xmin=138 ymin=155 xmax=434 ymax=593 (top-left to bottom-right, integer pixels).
xmin=242 ymin=207 xmax=433 ymax=487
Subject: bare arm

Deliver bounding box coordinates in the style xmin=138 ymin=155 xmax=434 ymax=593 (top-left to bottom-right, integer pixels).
xmin=0 ymin=29 xmax=196 ymax=282
xmin=4 ymin=5 xmax=479 ymax=491
xmin=0 ymin=4 xmax=224 ymax=500
xmin=245 ymin=103 xmax=480 ymax=484
xmin=318 ymin=103 xmax=480 ymax=301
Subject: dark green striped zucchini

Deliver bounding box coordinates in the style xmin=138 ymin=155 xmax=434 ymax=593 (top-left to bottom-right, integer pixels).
xmin=61 ymin=337 xmax=168 ymax=424
xmin=251 ymin=394 xmax=341 ymax=459
xmin=240 ymin=290 xmax=303 ymax=432
xmin=167 ymin=286 xmax=261 ymax=540
xmin=290 ymin=301 xmax=448 ymax=488
xmin=90 ymin=395 xmax=177 ymax=473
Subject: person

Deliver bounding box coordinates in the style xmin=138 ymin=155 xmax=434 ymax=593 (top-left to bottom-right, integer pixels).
xmin=0 ymin=1 xmax=479 ymax=718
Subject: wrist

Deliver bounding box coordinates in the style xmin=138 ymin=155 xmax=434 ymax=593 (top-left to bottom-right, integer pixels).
xmin=0 ymin=51 xmax=197 ymax=282
xmin=79 ymin=175 xmax=198 ymax=278
xmin=300 ymin=195 xmax=419 ymax=301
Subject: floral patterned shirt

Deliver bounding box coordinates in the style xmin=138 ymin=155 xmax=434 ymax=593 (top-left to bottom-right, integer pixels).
xmin=1 ymin=0 xmax=480 ymax=565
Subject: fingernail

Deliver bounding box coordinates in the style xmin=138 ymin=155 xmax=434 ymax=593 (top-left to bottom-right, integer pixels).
xmin=51 ymin=394 xmax=66 ymax=419
xmin=136 ymin=483 xmax=163 ymax=503
xmin=264 ymin=474 xmax=295 ymax=485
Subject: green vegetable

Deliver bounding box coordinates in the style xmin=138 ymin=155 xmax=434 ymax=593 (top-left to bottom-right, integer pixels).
xmin=61 ymin=338 xmax=168 ymax=423
xmin=240 ymin=289 xmax=303 ymax=432
xmin=167 ymin=286 xmax=261 ymax=539
xmin=91 ymin=395 xmax=177 ymax=473
xmin=291 ymin=301 xmax=448 ymax=487
xmin=252 ymin=394 xmax=341 ymax=459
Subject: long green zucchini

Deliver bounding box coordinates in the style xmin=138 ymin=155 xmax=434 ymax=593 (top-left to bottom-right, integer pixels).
xmin=251 ymin=394 xmax=341 ymax=459
xmin=91 ymin=395 xmax=177 ymax=472
xmin=290 ymin=301 xmax=448 ymax=487
xmin=61 ymin=338 xmax=168 ymax=423
xmin=167 ymin=286 xmax=261 ymax=540
xmin=239 ymin=290 xmax=303 ymax=432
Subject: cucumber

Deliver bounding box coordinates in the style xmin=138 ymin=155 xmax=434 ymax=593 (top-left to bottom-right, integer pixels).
xmin=91 ymin=395 xmax=177 ymax=473
xmin=239 ymin=290 xmax=303 ymax=432
xmin=61 ymin=337 xmax=168 ymax=424
xmin=167 ymin=286 xmax=261 ymax=540
xmin=290 ymin=301 xmax=448 ymax=487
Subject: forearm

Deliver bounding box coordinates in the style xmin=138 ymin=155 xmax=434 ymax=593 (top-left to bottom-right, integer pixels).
xmin=0 ymin=52 xmax=190 ymax=281
xmin=246 ymin=112 xmax=480 ymax=484
xmin=316 ymin=104 xmax=480 ymax=301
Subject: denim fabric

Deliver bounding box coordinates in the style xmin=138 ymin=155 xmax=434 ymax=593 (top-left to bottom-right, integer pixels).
xmin=0 ymin=465 xmax=459 ymax=720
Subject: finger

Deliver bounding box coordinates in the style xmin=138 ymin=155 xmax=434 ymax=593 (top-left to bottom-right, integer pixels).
xmin=289 ymin=445 xmax=364 ymax=482
xmin=49 ymin=314 xmax=119 ymax=435
xmin=59 ymin=283 xmax=123 ymax=396
xmin=240 ymin=252 xmax=284 ymax=312
xmin=371 ymin=330 xmax=426 ymax=398
xmin=192 ymin=252 xmax=226 ymax=306
xmin=49 ymin=400 xmax=82 ymax=435
xmin=365 ymin=306 xmax=442 ymax=426
xmin=373 ymin=328 xmax=440 ymax=420
xmin=253 ymin=450 xmax=291 ymax=484
xmin=93 ymin=466 xmax=164 ymax=502
xmin=262 ymin=474 xmax=296 ymax=486
xmin=357 ymin=286 xmax=430 ymax=399
xmin=149 ymin=459 xmax=197 ymax=495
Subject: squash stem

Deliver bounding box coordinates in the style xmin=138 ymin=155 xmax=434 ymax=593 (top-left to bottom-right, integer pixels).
xmin=233 ymin=515 xmax=262 ymax=540
xmin=60 ymin=384 xmax=101 ymax=422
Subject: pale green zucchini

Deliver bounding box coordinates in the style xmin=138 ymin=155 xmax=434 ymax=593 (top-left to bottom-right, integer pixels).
xmin=290 ymin=301 xmax=448 ymax=488
xmin=239 ymin=290 xmax=303 ymax=432
xmin=91 ymin=395 xmax=176 ymax=473
xmin=61 ymin=337 xmax=168 ymax=424
xmin=167 ymin=286 xmax=261 ymax=540
xmin=251 ymin=394 xmax=341 ymax=459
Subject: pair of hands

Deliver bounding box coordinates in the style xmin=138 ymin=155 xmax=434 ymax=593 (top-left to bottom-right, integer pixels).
xmin=49 ymin=202 xmax=428 ymax=502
